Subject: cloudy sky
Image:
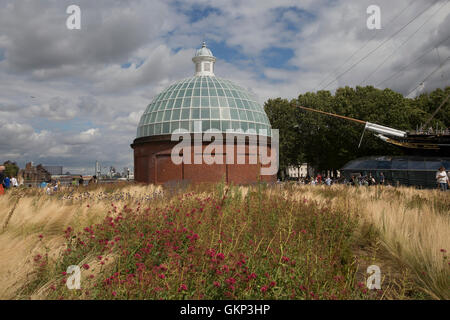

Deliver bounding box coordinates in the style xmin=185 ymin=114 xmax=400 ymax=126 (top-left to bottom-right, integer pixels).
xmin=0 ymin=0 xmax=449 ymax=174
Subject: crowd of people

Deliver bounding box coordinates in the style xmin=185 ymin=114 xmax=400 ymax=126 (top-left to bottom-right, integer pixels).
xmin=0 ymin=165 xmax=20 ymax=195
xmin=295 ymin=172 xmax=385 ymax=187
xmin=0 ymin=166 xmax=100 ymax=196
xmin=282 ymin=167 xmax=449 ymax=191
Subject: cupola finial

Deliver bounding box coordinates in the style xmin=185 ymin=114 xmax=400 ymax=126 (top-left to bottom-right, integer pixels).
xmin=192 ymin=42 xmax=216 ymax=76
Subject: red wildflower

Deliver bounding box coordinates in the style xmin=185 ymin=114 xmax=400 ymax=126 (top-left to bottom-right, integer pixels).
xmin=178 ymin=284 xmax=188 ymax=292
xmin=261 ymin=286 xmax=268 ymax=293
xmin=82 ymin=264 xmax=90 ymax=270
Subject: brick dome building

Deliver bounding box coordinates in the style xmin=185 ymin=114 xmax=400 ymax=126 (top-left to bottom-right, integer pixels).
xmin=131 ymin=43 xmax=277 ymax=184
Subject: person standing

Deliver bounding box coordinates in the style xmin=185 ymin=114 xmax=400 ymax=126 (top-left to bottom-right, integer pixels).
xmin=4 ymin=176 xmax=11 ymax=189
xmin=379 ymin=172 xmax=385 ymax=185
xmin=78 ymin=175 xmax=84 ymax=186
xmin=436 ymin=166 xmax=449 ymax=191
xmin=325 ymin=176 xmax=332 ymax=186
xmin=0 ymin=166 xmax=5 ymax=195
xmin=11 ymin=176 xmax=18 ymax=188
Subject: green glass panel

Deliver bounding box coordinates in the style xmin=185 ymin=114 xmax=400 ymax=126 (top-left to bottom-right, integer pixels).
xmin=227 ymin=98 xmax=236 ymax=107
xmin=235 ymin=99 xmax=244 ymax=108
xmin=201 ymin=97 xmax=209 ymax=107
xmin=180 ymin=121 xmax=190 ymax=131
xmin=239 ymin=110 xmax=247 ymax=120
xmin=162 ymin=122 xmax=170 ymax=134
xmin=221 ymin=120 xmax=231 ymax=131
xmin=242 ymin=100 xmax=250 ymax=109
xmin=150 ymin=112 xmax=157 ymax=122
xmin=182 ymin=97 xmax=191 ymax=108
xmin=210 ymin=108 xmax=220 ymax=119
xmin=166 ymin=99 xmax=175 ymax=109
xmin=177 ymin=89 xmax=185 ymax=98
xmin=211 ymin=120 xmax=220 ymax=130
xmin=181 ymin=108 xmax=190 ymax=120
xmin=217 ymin=89 xmax=225 ymax=96
xmin=193 ymin=88 xmax=201 ymax=96
xmin=201 ymin=88 xmax=208 ymax=96
xmin=174 ymin=98 xmax=182 ymax=108
xmin=192 ymin=97 xmax=200 ymax=107
xmin=154 ymin=123 xmax=162 ymax=135
xmin=201 ymin=80 xmax=208 ymax=88
xmin=201 ymin=108 xmax=210 ymax=119
xmin=218 ymin=97 xmax=228 ymax=107
xmin=241 ymin=122 xmax=248 ymax=131
xmin=171 ymin=121 xmax=180 ymax=132
xmin=232 ymin=121 xmax=240 ymax=130
xmin=158 ymin=100 xmax=166 ymax=110
xmin=164 ymin=110 xmax=172 ymax=121
xmin=185 ymin=89 xmax=193 ymax=97
xmin=210 ymin=97 xmax=219 ymax=107
xmin=191 ymin=108 xmax=200 ymax=119
xmin=169 ymin=90 xmax=178 ymax=99
xmin=202 ymin=120 xmax=210 ymax=131
xmin=230 ymin=109 xmax=239 ymax=120
xmin=156 ymin=111 xmax=164 ymax=122
xmin=209 ymin=88 xmax=217 ymax=96
xmin=172 ymin=109 xmax=181 ymax=121
xmin=246 ymin=110 xmax=254 ymax=121
xmin=148 ymin=124 xmax=154 ymax=136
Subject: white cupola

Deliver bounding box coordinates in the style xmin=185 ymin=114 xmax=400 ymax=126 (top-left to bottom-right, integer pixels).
xmin=192 ymin=42 xmax=216 ymax=77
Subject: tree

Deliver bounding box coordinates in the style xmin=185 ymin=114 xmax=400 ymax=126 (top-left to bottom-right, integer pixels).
xmin=3 ymin=161 xmax=19 ymax=177
xmin=264 ymin=85 xmax=449 ymax=174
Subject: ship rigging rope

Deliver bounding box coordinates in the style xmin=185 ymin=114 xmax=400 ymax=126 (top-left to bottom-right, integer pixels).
xmin=321 ymin=0 xmax=442 ymax=91
xmin=406 ymin=54 xmax=450 ymax=97
xmin=359 ymin=0 xmax=449 ymax=86
xmin=376 ymin=34 xmax=450 ymax=87
xmin=420 ymin=93 xmax=450 ymax=131
xmin=312 ymin=0 xmax=417 ymax=92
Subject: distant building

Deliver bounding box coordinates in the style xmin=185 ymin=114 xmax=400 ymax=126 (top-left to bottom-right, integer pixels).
xmin=43 ymin=166 xmax=63 ymax=176
xmin=19 ymin=162 xmax=51 ymax=184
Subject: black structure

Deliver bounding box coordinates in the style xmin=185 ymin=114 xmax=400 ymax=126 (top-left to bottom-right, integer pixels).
xmin=340 ymin=156 xmax=450 ymax=188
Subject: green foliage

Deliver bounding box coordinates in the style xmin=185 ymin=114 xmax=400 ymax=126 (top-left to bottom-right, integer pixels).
xmin=264 ymin=86 xmax=450 ymax=172
xmin=3 ymin=160 xmax=19 ymax=178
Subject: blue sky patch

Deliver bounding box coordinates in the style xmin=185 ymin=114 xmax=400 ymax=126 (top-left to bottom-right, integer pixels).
xmin=174 ymin=2 xmax=221 ymax=23
xmin=261 ymin=47 xmax=297 ymax=70
xmin=273 ymin=7 xmax=316 ymax=32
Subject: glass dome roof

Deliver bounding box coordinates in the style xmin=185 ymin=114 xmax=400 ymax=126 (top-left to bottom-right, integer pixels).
xmin=137 ymin=79 xmax=272 ymax=139
xmin=136 ymin=43 xmax=272 ymax=139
